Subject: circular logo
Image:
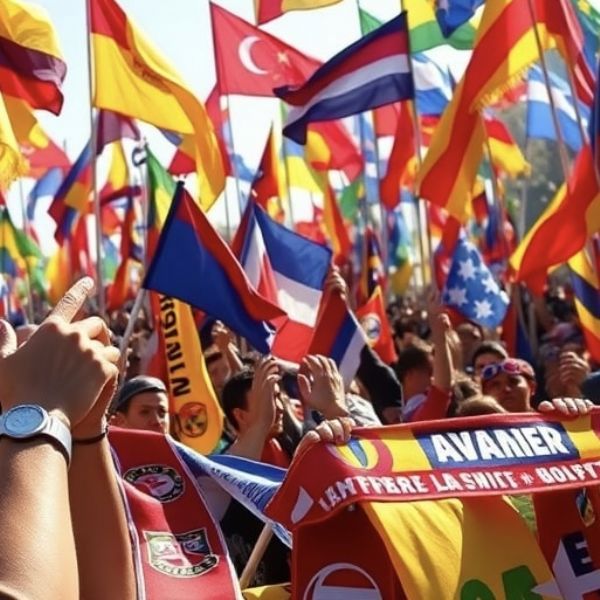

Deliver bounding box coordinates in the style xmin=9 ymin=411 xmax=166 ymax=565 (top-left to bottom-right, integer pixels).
xmin=178 ymin=402 xmax=208 ymax=438
xmin=326 ymin=438 xmax=381 ymax=470
xmin=360 ymin=313 xmax=381 ymax=344
xmin=124 ymin=465 xmax=184 ymax=502
xmin=304 ymin=563 xmax=382 ymax=600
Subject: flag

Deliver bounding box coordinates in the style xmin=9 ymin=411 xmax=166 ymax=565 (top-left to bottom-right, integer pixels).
xmin=96 ymin=109 xmax=140 ymax=155
xmin=413 ymin=52 xmax=453 ymax=116
xmin=322 ymin=185 xmax=351 ymax=263
xmin=403 ymin=0 xmax=478 ymax=52
xmin=26 ymin=167 xmax=64 ymax=220
xmin=255 ymin=0 xmax=342 ymax=24
xmin=99 ymin=140 xmax=140 ymax=205
xmin=380 ymin=101 xmax=416 ymax=210
xmin=146 ymin=147 xmax=176 ymax=239
xmin=533 ymin=488 xmax=600 ymax=598
xmin=144 ymin=183 xmax=285 ymax=353
xmin=0 ymin=0 xmax=66 ymax=114
xmin=388 ymin=210 xmax=413 ymax=295
xmin=484 ymin=114 xmax=531 ymax=177
xmin=418 ymin=0 xmax=550 ymax=221
xmin=4 ymin=95 xmax=49 ymax=151
xmin=24 ymin=137 xmax=70 ymax=180
xmin=250 ymin=128 xmax=285 ymax=222
xmin=435 ymin=0 xmax=485 ymax=37
xmin=308 ymin=291 xmax=367 ymax=385
xmin=538 ymin=0 xmax=595 ymax=107
xmin=0 ymin=206 xmax=41 ymax=277
xmin=363 ymin=497 xmax=554 ymax=599
xmin=0 ymin=94 xmax=25 ymax=186
xmin=210 ymin=3 xmax=320 ymax=97
xmin=90 ymin=0 xmax=224 ymax=209
xmin=155 ymin=296 xmax=224 ymax=454
xmin=442 ymin=235 xmax=509 ymax=328
xmin=510 ymin=144 xmax=600 ymax=294
xmin=568 ymin=249 xmax=600 ymax=363
xmin=49 ymin=140 xmax=92 ymax=243
xmin=359 ymin=227 xmax=386 ymax=303
xmin=305 ymin=120 xmax=363 ymax=183
xmin=276 ymin=13 xmax=414 ymax=144
xmin=356 ymin=286 xmax=397 ymax=364
xmin=339 ymin=178 xmax=364 ymax=221
xmin=239 ymin=202 xmax=331 ymax=363
xmin=591 ymin=57 xmax=600 ymax=173
xmin=527 ymin=65 xmax=589 ymax=153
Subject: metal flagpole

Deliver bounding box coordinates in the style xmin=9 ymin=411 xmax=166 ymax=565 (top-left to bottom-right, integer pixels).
xmin=85 ymin=0 xmax=106 ymax=316
xmin=518 ymin=141 xmax=530 ymax=240
xmin=278 ymin=102 xmax=296 ymax=229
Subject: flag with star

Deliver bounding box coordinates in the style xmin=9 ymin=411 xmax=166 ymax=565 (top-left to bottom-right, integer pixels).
xmin=442 ymin=236 xmax=509 ymax=328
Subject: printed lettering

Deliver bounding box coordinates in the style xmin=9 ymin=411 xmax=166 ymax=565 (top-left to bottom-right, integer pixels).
xmin=166 ymin=341 xmax=183 ymax=362
xmin=431 ymin=434 xmax=465 ymax=463
xmin=475 ymin=431 xmax=505 ymax=460
xmin=171 ymin=376 xmax=190 ymax=396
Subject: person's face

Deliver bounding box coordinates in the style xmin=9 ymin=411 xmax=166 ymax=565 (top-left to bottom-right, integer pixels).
xmin=207 ymin=356 xmax=231 ymax=394
xmin=482 ymin=372 xmax=532 ymax=413
xmin=406 ymin=362 xmax=434 ymax=397
xmin=115 ymin=391 xmax=170 ymax=434
xmin=474 ymin=352 xmax=505 ymax=379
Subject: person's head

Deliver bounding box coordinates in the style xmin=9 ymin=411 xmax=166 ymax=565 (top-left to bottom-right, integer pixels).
xmin=110 ymin=376 xmax=170 ymax=434
xmin=454 ymin=394 xmax=507 ymax=417
xmin=470 ymin=341 xmax=509 ymax=379
xmin=221 ymin=368 xmax=284 ymax=437
xmin=204 ymin=347 xmax=231 ymax=396
xmin=395 ymin=343 xmax=433 ymax=399
xmin=480 ymin=359 xmax=536 ymax=413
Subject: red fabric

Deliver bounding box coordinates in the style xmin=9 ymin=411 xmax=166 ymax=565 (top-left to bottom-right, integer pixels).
xmin=355 ymin=287 xmax=398 ymax=365
xmin=211 ymin=3 xmax=320 ymax=97
xmin=261 ymin=438 xmax=291 ymax=469
xmin=109 ymin=429 xmax=240 ymax=599
xmin=250 ymin=128 xmax=281 ymax=216
xmin=380 ymin=100 xmax=415 ymax=210
xmin=411 ymin=385 xmax=451 ymax=422
xmin=24 ymin=139 xmax=70 ymax=179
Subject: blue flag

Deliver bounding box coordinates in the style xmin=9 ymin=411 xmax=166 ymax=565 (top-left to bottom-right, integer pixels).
xmin=442 ymin=236 xmax=509 ymax=328
xmin=435 ymin=0 xmax=484 ymax=37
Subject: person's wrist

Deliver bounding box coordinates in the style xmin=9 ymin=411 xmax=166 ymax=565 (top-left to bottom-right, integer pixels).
xmin=321 ymin=399 xmax=350 ymax=420
xmin=71 ymin=416 xmax=107 ymax=440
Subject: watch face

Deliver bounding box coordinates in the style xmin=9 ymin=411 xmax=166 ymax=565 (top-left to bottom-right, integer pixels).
xmin=4 ymin=405 xmax=47 ymax=437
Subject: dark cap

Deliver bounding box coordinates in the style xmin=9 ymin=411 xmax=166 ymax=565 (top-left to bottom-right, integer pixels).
xmin=111 ymin=376 xmax=167 ymax=413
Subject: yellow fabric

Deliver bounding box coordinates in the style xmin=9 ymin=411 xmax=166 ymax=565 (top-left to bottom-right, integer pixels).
xmin=282 ymin=0 xmax=341 ymax=11
xmin=158 ymin=296 xmax=224 ymax=454
xmin=242 ymin=584 xmax=291 ymax=599
xmin=0 ymin=0 xmax=63 ymax=59
xmin=3 ymin=95 xmax=48 ymax=149
xmin=363 ymin=497 xmax=554 ymax=599
xmin=92 ymin=16 xmax=224 ymax=210
xmin=46 ymin=245 xmax=70 ymax=305
xmin=105 ymin=140 xmax=129 ymax=190
xmin=0 ymin=94 xmax=25 ymax=188
xmin=391 ymin=261 xmax=413 ymax=295
xmin=487 ymin=136 xmax=530 ymax=178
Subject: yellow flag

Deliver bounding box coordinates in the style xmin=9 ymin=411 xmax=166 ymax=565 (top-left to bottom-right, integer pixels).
xmin=91 ymin=0 xmax=225 ymax=210
xmin=363 ymin=497 xmax=554 ymax=599
xmin=157 ymin=294 xmax=223 ymax=454
xmin=0 ymin=94 xmax=25 ymax=187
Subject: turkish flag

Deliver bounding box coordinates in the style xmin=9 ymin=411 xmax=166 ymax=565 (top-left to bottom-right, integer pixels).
xmin=210 ymin=3 xmax=320 ymax=97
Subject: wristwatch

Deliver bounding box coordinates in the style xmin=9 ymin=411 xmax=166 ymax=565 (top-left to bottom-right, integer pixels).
xmin=0 ymin=405 xmax=72 ymax=465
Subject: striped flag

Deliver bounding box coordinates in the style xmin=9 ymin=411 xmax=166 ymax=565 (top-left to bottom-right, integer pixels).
xmin=276 ymin=13 xmax=414 ymax=144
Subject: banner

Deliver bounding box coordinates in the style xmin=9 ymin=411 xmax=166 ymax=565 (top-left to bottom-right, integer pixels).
xmin=157 ymin=294 xmax=224 ymax=453
xmin=266 ymin=411 xmax=600 ymax=528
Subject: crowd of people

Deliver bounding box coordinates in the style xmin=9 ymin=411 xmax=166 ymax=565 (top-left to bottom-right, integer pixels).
xmin=0 ymin=268 xmax=597 ymax=599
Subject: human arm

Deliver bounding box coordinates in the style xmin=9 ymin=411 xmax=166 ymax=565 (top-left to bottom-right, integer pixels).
xmin=213 ymin=320 xmax=244 ymax=375
xmin=0 ymin=279 xmax=120 ymax=600
xmin=558 ymin=351 xmax=590 ymax=398
xmin=429 ymin=290 xmax=453 ymax=393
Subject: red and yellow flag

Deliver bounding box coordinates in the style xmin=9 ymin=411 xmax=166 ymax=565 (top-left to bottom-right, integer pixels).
xmin=90 ymin=0 xmax=225 ymax=209
xmin=255 ymin=0 xmax=342 ymax=24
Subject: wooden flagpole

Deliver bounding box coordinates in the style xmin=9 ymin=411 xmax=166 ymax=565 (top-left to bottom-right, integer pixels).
xmin=85 ymin=0 xmax=106 ymax=316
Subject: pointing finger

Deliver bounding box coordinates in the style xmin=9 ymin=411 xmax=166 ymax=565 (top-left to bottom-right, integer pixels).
xmin=48 ymin=277 xmax=96 ymax=324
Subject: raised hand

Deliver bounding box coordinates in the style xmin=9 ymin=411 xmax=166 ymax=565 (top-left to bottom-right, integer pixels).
xmin=298 ymin=354 xmax=349 ymax=419
xmin=246 ymin=356 xmax=281 ymax=433
xmin=0 ymin=278 xmax=120 ymax=429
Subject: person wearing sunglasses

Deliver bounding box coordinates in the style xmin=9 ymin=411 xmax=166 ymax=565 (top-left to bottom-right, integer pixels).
xmin=480 ymin=358 xmax=592 ymax=416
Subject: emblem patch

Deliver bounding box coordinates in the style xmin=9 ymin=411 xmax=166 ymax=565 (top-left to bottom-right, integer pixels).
xmin=124 ymin=465 xmax=184 ymax=503
xmin=360 ymin=313 xmax=381 ymax=344
xmin=145 ymin=529 xmax=219 ymax=578
xmin=177 ymin=402 xmax=208 ymax=438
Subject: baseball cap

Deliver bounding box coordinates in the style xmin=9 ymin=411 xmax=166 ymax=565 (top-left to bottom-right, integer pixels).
xmin=111 ymin=376 xmax=167 ymax=413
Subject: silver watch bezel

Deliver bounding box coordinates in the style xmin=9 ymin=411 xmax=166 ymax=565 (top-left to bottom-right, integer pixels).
xmin=2 ymin=405 xmax=49 ymax=438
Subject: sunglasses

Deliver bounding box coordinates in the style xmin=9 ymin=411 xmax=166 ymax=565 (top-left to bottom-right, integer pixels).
xmin=480 ymin=360 xmax=532 ymax=383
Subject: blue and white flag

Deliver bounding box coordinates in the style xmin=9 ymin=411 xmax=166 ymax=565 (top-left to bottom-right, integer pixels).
xmin=176 ymin=443 xmax=292 ymax=547
xmin=526 ymin=65 xmax=590 ymax=153
xmin=414 ymin=52 xmax=452 ymax=116
xmin=442 ymin=236 xmax=509 ymax=328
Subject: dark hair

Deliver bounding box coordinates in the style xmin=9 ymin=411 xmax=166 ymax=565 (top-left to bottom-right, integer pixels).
xmin=470 ymin=341 xmax=508 ymax=367
xmin=394 ymin=346 xmax=432 ymax=382
xmin=221 ymin=368 xmax=254 ymax=430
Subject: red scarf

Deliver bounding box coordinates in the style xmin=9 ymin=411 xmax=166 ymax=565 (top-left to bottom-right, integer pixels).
xmin=109 ymin=428 xmax=241 ymax=599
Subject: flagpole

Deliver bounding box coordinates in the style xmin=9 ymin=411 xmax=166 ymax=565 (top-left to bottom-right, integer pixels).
xmin=526 ymin=0 xmax=571 ymax=180
xmin=397 ymin=0 xmax=432 ymax=288
xmin=132 ymin=140 xmax=149 ymax=265
xmin=85 ymin=0 xmax=106 ymax=316
xmin=17 ymin=179 xmax=34 ymax=323
xmin=518 ymin=141 xmax=530 ymax=240
xmin=278 ymin=102 xmax=296 ymax=229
